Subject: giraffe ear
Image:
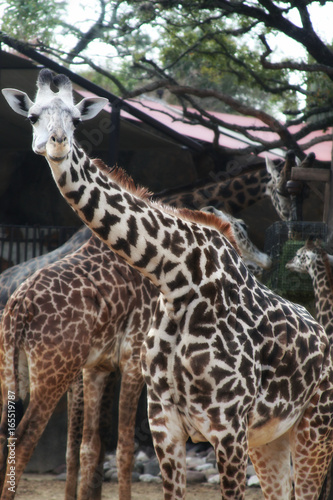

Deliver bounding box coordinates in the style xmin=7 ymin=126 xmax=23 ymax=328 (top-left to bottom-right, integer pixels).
xmin=2 ymin=88 xmax=34 ymax=117
xmin=75 ymin=97 xmax=108 ymax=121
xmin=265 ymin=157 xmax=279 ymax=180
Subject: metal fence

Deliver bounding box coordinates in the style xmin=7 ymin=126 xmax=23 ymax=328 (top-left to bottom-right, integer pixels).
xmin=0 ymin=225 xmax=78 ymax=272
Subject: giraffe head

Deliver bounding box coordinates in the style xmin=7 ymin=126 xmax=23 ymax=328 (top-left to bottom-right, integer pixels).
xmin=2 ymin=69 xmax=108 ymax=162
xmin=286 ymin=238 xmax=323 ymax=274
xmin=201 ymin=206 xmax=272 ymax=270
xmin=265 ymin=152 xmax=297 ymax=221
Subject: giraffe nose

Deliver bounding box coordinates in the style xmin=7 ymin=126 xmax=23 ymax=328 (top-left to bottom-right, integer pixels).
xmin=50 ymin=131 xmax=68 ymax=144
xmin=46 ymin=129 xmax=70 ymax=161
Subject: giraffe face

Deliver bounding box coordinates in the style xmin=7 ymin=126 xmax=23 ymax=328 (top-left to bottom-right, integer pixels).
xmin=286 ymin=245 xmax=316 ymax=274
xmin=2 ymin=69 xmax=107 ymax=162
xmin=27 ymin=98 xmax=80 ymax=160
xmin=265 ymin=158 xmax=292 ymax=221
xmin=202 ymin=206 xmax=272 ymax=270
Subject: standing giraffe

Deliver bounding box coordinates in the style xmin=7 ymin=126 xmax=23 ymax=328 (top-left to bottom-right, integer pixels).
xmin=2 ymin=69 xmax=333 ymax=500
xmin=286 ymin=239 xmax=333 ymax=500
xmin=0 ymin=232 xmax=159 ymax=500
xmin=286 ymin=239 xmax=333 ymax=340
xmin=0 ymin=158 xmax=271 ymax=500
xmin=0 ymin=205 xmax=270 ymax=500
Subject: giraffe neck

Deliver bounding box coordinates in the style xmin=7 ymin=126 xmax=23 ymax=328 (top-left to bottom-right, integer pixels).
xmin=307 ymin=254 xmax=333 ymax=340
xmin=157 ymin=169 xmax=270 ymax=212
xmin=47 ymin=143 xmax=236 ymax=306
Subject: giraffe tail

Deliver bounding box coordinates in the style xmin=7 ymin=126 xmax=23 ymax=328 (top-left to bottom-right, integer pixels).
xmin=0 ymin=291 xmax=30 ymax=443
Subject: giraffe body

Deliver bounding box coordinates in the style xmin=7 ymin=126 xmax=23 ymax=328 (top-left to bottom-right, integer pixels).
xmin=0 ymin=160 xmax=271 ymax=500
xmin=2 ymin=70 xmax=333 ymax=500
xmin=286 ymin=240 xmax=333 ymax=500
xmin=0 ymin=211 xmax=270 ymax=500
xmin=0 ymin=235 xmax=158 ymax=500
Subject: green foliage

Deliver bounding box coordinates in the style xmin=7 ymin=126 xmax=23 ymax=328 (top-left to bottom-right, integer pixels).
xmin=148 ymin=7 xmax=298 ymax=114
xmin=0 ymin=0 xmax=66 ymax=44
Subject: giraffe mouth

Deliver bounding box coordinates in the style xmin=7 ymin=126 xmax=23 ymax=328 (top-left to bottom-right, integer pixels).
xmin=47 ymin=153 xmax=68 ymax=162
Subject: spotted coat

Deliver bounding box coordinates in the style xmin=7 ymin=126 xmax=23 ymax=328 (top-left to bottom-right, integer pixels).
xmin=2 ymin=70 xmax=333 ymax=500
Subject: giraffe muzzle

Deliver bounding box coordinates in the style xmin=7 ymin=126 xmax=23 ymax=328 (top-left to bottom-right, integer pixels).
xmin=46 ymin=131 xmax=70 ymax=161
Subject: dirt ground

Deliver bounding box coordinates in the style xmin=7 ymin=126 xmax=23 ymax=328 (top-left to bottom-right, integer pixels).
xmin=14 ymin=473 xmax=264 ymax=499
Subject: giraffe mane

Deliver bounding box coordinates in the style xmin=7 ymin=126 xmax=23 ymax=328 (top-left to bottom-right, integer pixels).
xmin=92 ymin=160 xmax=240 ymax=253
xmin=92 ymin=159 xmax=153 ymax=201
xmin=162 ymin=206 xmax=240 ymax=254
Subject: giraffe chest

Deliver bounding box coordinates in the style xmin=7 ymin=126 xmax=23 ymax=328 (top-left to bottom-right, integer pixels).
xmin=141 ymin=298 xmax=260 ymax=439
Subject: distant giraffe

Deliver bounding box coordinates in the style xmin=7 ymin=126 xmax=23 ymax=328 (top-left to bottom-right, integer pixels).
xmin=286 ymin=239 xmax=333 ymax=500
xmin=286 ymin=239 xmax=333 ymax=340
xmin=2 ymin=68 xmax=333 ymax=500
xmin=156 ymin=156 xmax=292 ymax=220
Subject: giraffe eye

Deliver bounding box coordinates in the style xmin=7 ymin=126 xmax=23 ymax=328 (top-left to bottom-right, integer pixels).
xmin=28 ymin=114 xmax=38 ymax=124
xmin=73 ymin=118 xmax=81 ymax=128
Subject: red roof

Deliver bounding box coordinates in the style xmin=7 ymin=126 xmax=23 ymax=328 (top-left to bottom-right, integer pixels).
xmin=124 ymin=98 xmax=332 ymax=162
xmin=79 ymin=90 xmax=332 ymax=161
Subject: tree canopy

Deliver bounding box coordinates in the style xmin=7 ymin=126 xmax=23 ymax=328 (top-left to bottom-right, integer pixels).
xmin=1 ymin=0 xmax=333 ymax=162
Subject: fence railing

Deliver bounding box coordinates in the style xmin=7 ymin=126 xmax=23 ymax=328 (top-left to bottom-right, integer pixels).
xmin=0 ymin=225 xmax=78 ymax=272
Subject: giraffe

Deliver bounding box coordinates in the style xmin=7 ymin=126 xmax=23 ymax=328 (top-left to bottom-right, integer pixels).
xmin=286 ymin=239 xmax=333 ymax=500
xmin=0 ymin=233 xmax=159 ymax=500
xmin=0 ymin=190 xmax=263 ymax=500
xmin=0 ymin=205 xmax=270 ymax=500
xmin=2 ymin=69 xmax=333 ymax=500
xmin=286 ymin=239 xmax=333 ymax=340
xmin=0 ymin=164 xmax=271 ymax=500
xmin=155 ymin=156 xmax=291 ymax=220
xmin=201 ymin=206 xmax=272 ymax=271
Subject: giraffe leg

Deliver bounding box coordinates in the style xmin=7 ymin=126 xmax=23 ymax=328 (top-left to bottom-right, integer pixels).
xmin=0 ymin=385 xmax=69 ymax=500
xmin=65 ymin=374 xmax=84 ymax=500
xmin=147 ymin=397 xmax=187 ymax=500
xmin=116 ymin=365 xmax=145 ymax=500
xmin=248 ymin=433 xmax=293 ymax=500
xmin=213 ymin=426 xmax=249 ymax=500
xmin=90 ymin=372 xmax=118 ymax=500
xmin=77 ymin=368 xmax=109 ymax=500
xmin=290 ymin=387 xmax=333 ymax=500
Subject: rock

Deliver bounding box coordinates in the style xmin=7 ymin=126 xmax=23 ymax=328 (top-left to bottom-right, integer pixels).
xmin=133 ymin=461 xmax=144 ymax=474
xmin=143 ymin=457 xmax=160 ymax=476
xmin=186 ymin=456 xmax=206 ymax=469
xmin=195 ymin=463 xmax=213 ymax=471
xmin=205 ymin=449 xmax=216 ymax=465
xmin=55 ymin=472 xmax=67 ymax=481
xmin=104 ymin=468 xmax=118 ymax=481
xmin=107 ymin=471 xmax=141 ymax=483
xmin=247 ymin=475 xmax=260 ymax=487
xmin=186 ymin=470 xmax=206 ymax=483
xmin=208 ymin=474 xmax=220 ymax=484
xmin=204 ymin=468 xmax=219 ymax=481
xmin=139 ymin=474 xmax=162 ymax=483
xmin=246 ymin=464 xmax=257 ymax=477
xmin=135 ymin=450 xmax=150 ymax=463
